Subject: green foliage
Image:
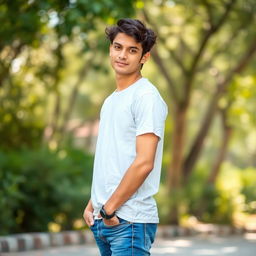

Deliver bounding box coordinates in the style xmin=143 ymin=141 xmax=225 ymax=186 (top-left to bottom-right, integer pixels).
xmin=240 ymin=167 xmax=256 ymax=214
xmin=1 ymin=0 xmax=256 ymax=228
xmin=157 ymin=162 xmax=256 ymax=225
xmin=0 ymin=0 xmax=136 ymax=48
xmin=0 ymin=79 xmax=45 ymax=150
xmin=0 ymin=0 xmax=44 ymax=48
xmin=142 ymin=0 xmax=256 ymax=224
xmin=0 ymin=147 xmax=93 ymax=235
xmin=0 ymin=0 xmax=137 ymax=150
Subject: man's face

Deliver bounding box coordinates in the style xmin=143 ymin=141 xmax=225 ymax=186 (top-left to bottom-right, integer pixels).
xmin=109 ymin=32 xmax=149 ymax=76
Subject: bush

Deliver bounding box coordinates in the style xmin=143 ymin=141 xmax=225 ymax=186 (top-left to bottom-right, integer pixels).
xmin=156 ymin=162 xmax=256 ymax=225
xmin=240 ymin=167 xmax=256 ymax=214
xmin=187 ymin=162 xmax=256 ymax=224
xmin=0 ymin=147 xmax=93 ymax=235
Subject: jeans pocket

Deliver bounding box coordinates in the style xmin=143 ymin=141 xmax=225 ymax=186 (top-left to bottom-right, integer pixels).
xmin=89 ymin=219 xmax=99 ymax=231
xmin=102 ymin=217 xmax=131 ymax=228
xmin=145 ymin=223 xmax=157 ymax=250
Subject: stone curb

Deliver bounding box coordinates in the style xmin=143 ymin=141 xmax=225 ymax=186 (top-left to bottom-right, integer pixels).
xmin=0 ymin=230 xmax=95 ymax=253
xmin=0 ymin=225 xmax=254 ymax=253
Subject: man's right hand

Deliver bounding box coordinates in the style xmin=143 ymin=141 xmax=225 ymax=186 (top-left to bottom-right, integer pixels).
xmin=83 ymin=200 xmax=94 ymax=227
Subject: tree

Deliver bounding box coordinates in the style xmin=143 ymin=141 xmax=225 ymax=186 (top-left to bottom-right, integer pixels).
xmin=140 ymin=0 xmax=256 ymax=223
xmin=0 ymin=0 xmax=136 ymax=149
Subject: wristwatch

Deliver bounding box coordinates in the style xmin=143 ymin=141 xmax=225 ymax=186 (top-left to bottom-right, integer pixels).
xmin=100 ymin=205 xmax=116 ymax=219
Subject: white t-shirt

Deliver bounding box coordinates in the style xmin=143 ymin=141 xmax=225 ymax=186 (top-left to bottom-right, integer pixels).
xmin=91 ymin=77 xmax=168 ymax=223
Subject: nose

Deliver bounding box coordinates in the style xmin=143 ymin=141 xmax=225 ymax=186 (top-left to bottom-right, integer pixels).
xmin=119 ymin=50 xmax=127 ymax=60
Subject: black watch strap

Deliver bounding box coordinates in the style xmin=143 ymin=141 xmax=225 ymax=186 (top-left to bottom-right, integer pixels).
xmin=100 ymin=205 xmax=115 ymax=219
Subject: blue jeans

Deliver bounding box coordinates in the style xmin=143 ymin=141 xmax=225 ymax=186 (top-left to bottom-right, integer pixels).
xmin=90 ymin=217 xmax=157 ymax=255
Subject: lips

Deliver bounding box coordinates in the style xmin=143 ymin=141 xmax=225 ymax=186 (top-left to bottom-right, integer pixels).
xmin=116 ymin=61 xmax=128 ymax=66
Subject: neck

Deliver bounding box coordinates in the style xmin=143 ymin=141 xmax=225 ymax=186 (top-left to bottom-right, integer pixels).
xmin=115 ymin=72 xmax=142 ymax=92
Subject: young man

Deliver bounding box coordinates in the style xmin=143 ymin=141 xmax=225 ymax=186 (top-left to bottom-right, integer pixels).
xmin=83 ymin=18 xmax=168 ymax=255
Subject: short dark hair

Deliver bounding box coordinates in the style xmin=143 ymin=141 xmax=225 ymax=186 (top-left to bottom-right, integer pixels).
xmin=105 ymin=18 xmax=157 ymax=56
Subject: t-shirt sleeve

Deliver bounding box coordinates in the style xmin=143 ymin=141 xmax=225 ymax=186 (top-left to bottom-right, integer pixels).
xmin=133 ymin=92 xmax=168 ymax=140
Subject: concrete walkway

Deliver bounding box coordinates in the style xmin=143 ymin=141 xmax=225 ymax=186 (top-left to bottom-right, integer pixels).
xmin=1 ymin=234 xmax=256 ymax=256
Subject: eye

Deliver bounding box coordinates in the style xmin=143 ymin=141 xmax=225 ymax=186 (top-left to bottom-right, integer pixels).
xmin=130 ymin=49 xmax=138 ymax=54
xmin=114 ymin=45 xmax=121 ymax=50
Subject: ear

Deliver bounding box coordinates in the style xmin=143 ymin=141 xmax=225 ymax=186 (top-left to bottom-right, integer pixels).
xmin=140 ymin=52 xmax=150 ymax=64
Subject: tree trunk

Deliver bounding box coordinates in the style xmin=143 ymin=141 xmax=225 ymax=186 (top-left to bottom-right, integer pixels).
xmin=43 ymin=42 xmax=64 ymax=145
xmin=167 ymin=106 xmax=187 ymax=189
xmin=166 ymin=105 xmax=188 ymax=224
xmin=57 ymin=60 xmax=91 ymax=146
xmin=183 ymin=91 xmax=220 ymax=180
xmin=183 ymin=36 xmax=256 ymax=180
xmin=196 ymin=107 xmax=233 ymax=219
xmin=207 ymin=108 xmax=233 ymax=184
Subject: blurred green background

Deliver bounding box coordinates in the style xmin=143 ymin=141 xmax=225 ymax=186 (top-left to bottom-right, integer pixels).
xmin=1 ymin=0 xmax=256 ymax=235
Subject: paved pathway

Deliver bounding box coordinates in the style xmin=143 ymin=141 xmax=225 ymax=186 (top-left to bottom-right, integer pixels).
xmin=2 ymin=234 xmax=256 ymax=256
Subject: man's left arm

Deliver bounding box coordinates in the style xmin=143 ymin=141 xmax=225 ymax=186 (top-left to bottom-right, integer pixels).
xmin=102 ymin=133 xmax=159 ymax=225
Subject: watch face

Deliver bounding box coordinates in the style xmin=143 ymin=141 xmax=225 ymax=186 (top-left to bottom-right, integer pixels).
xmin=100 ymin=206 xmax=115 ymax=219
xmin=100 ymin=208 xmax=106 ymax=218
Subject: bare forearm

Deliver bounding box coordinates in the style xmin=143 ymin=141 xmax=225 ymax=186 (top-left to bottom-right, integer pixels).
xmin=104 ymin=158 xmax=153 ymax=214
